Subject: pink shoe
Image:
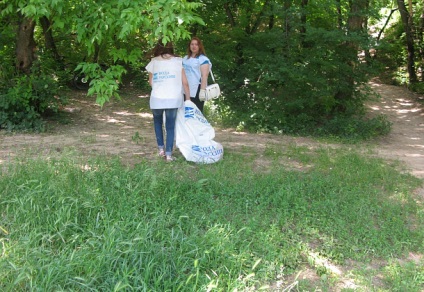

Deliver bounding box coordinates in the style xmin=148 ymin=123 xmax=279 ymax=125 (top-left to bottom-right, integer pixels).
xmin=165 ymin=155 xmax=176 ymax=162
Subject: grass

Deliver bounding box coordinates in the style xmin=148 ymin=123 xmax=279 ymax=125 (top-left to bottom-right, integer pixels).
xmin=0 ymin=145 xmax=423 ymax=291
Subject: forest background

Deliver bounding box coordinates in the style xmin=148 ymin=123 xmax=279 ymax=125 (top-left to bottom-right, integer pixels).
xmin=1 ymin=0 xmax=422 ymax=139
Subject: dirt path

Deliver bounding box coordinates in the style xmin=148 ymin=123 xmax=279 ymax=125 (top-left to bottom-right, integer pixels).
xmin=0 ymin=80 xmax=423 ymax=181
xmin=368 ymin=79 xmax=424 ymax=179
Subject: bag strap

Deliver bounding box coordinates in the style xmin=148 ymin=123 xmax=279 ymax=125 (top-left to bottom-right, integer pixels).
xmin=209 ymin=69 xmax=216 ymax=83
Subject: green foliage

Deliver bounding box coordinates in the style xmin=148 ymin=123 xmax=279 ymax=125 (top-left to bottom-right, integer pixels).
xmin=0 ymin=24 xmax=16 ymax=87
xmin=74 ymin=63 xmax=126 ymax=106
xmin=65 ymin=0 xmax=203 ymax=104
xmin=209 ymin=27 xmax=385 ymax=140
xmin=408 ymin=82 xmax=424 ymax=94
xmin=374 ymin=19 xmax=408 ymax=85
xmin=371 ymin=3 xmax=424 ymax=92
xmin=196 ymin=1 xmax=386 ymax=139
xmin=1 ymin=0 xmax=204 ymax=112
xmin=0 ymin=146 xmax=422 ymax=290
xmin=0 ymin=0 xmax=415 ymax=137
xmin=0 ymin=70 xmax=65 ymax=132
xmin=315 ymin=114 xmax=392 ymax=141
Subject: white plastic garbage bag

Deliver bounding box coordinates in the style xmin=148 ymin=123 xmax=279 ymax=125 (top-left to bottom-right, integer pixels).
xmin=176 ymin=100 xmax=224 ymax=164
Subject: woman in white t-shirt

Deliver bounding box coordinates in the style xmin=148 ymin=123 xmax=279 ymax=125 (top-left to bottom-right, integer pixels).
xmin=182 ymin=37 xmax=211 ymax=113
xmin=146 ymin=41 xmax=190 ymax=162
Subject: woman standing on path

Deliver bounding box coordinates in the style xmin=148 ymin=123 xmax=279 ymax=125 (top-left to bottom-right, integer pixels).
xmin=182 ymin=37 xmax=212 ymax=113
xmin=146 ymin=41 xmax=191 ymax=162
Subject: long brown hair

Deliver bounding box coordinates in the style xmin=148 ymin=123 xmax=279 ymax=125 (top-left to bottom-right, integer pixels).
xmin=186 ymin=37 xmax=206 ymax=59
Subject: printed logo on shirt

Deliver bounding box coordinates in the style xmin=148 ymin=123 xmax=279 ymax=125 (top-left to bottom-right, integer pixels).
xmin=153 ymin=71 xmax=176 ymax=83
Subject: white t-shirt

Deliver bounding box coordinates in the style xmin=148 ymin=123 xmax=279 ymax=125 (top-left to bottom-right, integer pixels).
xmin=145 ymin=56 xmax=184 ymax=109
xmin=182 ymin=54 xmax=211 ymax=98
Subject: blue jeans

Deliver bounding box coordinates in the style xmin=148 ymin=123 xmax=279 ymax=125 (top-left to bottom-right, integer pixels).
xmin=152 ymin=108 xmax=178 ymax=156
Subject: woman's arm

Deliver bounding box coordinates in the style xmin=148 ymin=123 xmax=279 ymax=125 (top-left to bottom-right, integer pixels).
xmin=148 ymin=72 xmax=153 ymax=86
xmin=200 ymin=63 xmax=210 ymax=89
xmin=182 ymin=69 xmax=191 ymax=101
xmin=199 ymin=63 xmax=210 ymax=101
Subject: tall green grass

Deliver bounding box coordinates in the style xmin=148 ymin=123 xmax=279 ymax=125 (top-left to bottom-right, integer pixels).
xmin=0 ymin=146 xmax=423 ymax=291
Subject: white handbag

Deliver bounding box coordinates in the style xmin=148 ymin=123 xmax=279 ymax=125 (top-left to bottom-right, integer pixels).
xmin=202 ymin=70 xmax=221 ymax=101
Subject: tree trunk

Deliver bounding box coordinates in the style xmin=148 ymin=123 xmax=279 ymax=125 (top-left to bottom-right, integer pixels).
xmin=347 ymin=0 xmax=365 ymax=33
xmin=283 ymin=0 xmax=291 ymax=35
xmin=363 ymin=0 xmax=371 ymax=62
xmin=248 ymin=0 xmax=271 ymax=34
xmin=377 ymin=9 xmax=398 ymax=41
xmin=224 ymin=3 xmax=236 ymax=28
xmin=269 ymin=14 xmax=274 ymax=30
xmin=418 ymin=9 xmax=424 ymax=81
xmin=336 ymin=0 xmax=343 ymax=29
xmin=40 ymin=16 xmax=61 ymax=62
xmin=300 ymin=0 xmax=309 ymax=47
xmin=15 ymin=16 xmax=37 ymax=74
xmin=397 ymin=0 xmax=417 ymax=83
xmin=333 ymin=0 xmax=368 ymax=112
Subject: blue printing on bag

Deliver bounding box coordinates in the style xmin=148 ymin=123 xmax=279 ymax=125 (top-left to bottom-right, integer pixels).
xmin=191 ymin=145 xmax=223 ymax=157
xmin=184 ymin=106 xmax=195 ymax=119
xmin=184 ymin=106 xmax=210 ymax=125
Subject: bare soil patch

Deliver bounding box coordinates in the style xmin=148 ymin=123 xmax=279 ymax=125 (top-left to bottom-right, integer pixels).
xmin=368 ymin=79 xmax=424 ymax=179
xmin=1 ymin=79 xmax=423 ymax=180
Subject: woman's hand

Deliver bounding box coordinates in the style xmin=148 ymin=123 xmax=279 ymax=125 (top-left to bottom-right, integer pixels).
xmin=199 ymin=89 xmax=206 ymax=101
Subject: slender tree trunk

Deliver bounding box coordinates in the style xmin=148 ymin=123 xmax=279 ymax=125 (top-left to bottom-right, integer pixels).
xmin=300 ymin=0 xmax=309 ymax=47
xmin=249 ymin=0 xmax=270 ymax=34
xmin=40 ymin=16 xmax=61 ymax=62
xmin=283 ymin=0 xmax=291 ymax=36
xmin=269 ymin=14 xmax=274 ymax=30
xmin=397 ymin=0 xmax=417 ymax=83
xmin=377 ymin=9 xmax=398 ymax=41
xmin=224 ymin=3 xmax=236 ymax=27
xmin=15 ymin=16 xmax=37 ymax=73
xmin=418 ymin=9 xmax=424 ymax=81
xmin=336 ymin=0 xmax=343 ymax=29
xmin=363 ymin=0 xmax=371 ymax=62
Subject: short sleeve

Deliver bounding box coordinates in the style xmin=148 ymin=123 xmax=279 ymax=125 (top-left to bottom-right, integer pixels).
xmin=199 ymin=55 xmax=211 ymax=66
xmin=145 ymin=59 xmax=154 ymax=73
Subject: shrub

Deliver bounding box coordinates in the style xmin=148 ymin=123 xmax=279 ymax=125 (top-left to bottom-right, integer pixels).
xmin=0 ymin=73 xmax=65 ymax=132
xmin=316 ymin=114 xmax=392 ymax=141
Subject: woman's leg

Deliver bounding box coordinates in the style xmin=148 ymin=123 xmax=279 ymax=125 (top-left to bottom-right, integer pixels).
xmin=164 ymin=108 xmax=178 ymax=156
xmin=152 ymin=109 xmax=165 ymax=150
xmin=190 ymin=85 xmax=204 ymax=113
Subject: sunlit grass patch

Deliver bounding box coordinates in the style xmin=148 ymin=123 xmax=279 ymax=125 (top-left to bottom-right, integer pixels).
xmin=0 ymin=146 xmax=422 ymax=290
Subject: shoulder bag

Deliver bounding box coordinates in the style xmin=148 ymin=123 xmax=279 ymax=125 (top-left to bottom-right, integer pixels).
xmin=202 ymin=69 xmax=221 ymax=101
